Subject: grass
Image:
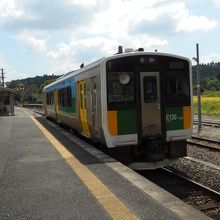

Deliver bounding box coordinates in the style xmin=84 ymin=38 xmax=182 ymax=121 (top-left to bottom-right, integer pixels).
xmin=202 ymin=90 xmax=220 ymax=97
xmin=193 ymin=95 xmax=220 ymax=116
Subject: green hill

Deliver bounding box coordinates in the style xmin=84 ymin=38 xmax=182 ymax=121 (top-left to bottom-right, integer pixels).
xmin=192 ymin=62 xmax=220 ymax=92
xmin=6 ymin=74 xmax=61 ymax=104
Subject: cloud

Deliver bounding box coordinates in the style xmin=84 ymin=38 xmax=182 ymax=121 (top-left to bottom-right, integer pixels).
xmin=176 ymin=16 xmax=217 ymax=32
xmin=46 ymin=34 xmax=168 ymax=74
xmin=0 ymin=55 xmax=8 ymax=79
xmin=15 ymin=31 xmax=48 ymax=53
xmin=0 ymin=53 xmax=33 ymax=82
xmin=129 ymin=1 xmax=217 ymax=35
xmin=1 ymin=0 xmax=217 ymax=35
xmin=1 ymin=0 xmax=105 ymax=31
xmin=0 ymin=0 xmax=23 ymax=19
xmin=129 ymin=16 xmax=176 ymax=36
xmin=46 ymin=37 xmax=118 ymax=73
xmin=1 ymin=0 xmax=219 ymax=80
xmin=213 ymin=0 xmax=220 ymax=7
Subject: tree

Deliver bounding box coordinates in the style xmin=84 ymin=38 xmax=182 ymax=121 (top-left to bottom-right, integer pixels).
xmin=6 ymin=74 xmax=60 ymax=104
xmin=38 ymin=79 xmax=57 ymax=94
xmin=207 ymin=78 xmax=220 ymax=91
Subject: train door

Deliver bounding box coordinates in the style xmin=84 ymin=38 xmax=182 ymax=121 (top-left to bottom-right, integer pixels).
xmin=140 ymin=72 xmax=161 ymax=137
xmin=91 ymin=77 xmax=97 ymax=132
xmin=78 ymin=80 xmax=90 ymax=137
xmin=54 ymin=89 xmax=59 ymax=121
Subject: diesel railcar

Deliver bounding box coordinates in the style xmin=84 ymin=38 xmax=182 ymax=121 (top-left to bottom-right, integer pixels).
xmin=43 ymin=48 xmax=193 ymax=169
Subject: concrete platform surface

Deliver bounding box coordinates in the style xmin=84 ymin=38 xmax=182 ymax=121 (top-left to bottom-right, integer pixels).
xmin=0 ymin=107 xmax=210 ymax=220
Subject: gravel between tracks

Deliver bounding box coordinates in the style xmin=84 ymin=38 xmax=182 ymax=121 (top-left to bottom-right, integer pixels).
xmin=187 ymin=144 xmax=220 ymax=166
xmin=170 ymin=145 xmax=220 ymax=193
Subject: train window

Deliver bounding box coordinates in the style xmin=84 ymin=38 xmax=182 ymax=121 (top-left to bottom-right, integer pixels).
xmin=84 ymin=83 xmax=86 ymax=109
xmin=165 ymin=71 xmax=190 ymax=105
xmin=61 ymin=88 xmax=65 ymax=106
xmin=58 ymin=89 xmax=62 ymax=106
xmin=144 ymin=76 xmax=157 ymax=103
xmin=80 ymin=84 xmax=83 ymax=109
xmin=169 ymin=61 xmax=185 ymax=69
xmin=50 ymin=92 xmax=53 ymax=105
xmin=47 ymin=92 xmax=54 ymax=105
xmin=67 ymin=86 xmax=72 ymax=107
xmin=58 ymin=87 xmax=71 ymax=107
xmin=107 ymin=72 xmax=134 ymax=105
xmin=47 ymin=93 xmax=50 ymax=105
xmin=91 ymin=77 xmax=97 ymax=119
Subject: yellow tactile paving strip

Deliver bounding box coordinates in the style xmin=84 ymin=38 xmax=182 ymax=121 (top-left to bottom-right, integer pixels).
xmin=31 ymin=116 xmax=139 ymax=220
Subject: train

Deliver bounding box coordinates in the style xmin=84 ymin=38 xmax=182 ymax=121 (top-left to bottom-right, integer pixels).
xmin=42 ymin=47 xmax=193 ymax=169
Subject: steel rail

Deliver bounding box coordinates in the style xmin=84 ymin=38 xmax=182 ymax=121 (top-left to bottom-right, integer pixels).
xmin=162 ymin=167 xmax=220 ymax=199
xmin=188 ymin=136 xmax=220 ymax=150
xmin=194 ymin=120 xmax=220 ymax=128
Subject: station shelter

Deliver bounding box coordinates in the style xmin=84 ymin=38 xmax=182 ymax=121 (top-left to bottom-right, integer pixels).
xmin=0 ymin=86 xmax=16 ymax=116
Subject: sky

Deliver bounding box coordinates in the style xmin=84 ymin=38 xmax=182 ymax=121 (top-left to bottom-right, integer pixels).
xmin=1 ymin=0 xmax=220 ymax=82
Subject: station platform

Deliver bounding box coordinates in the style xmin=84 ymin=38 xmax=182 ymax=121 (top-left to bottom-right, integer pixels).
xmin=0 ymin=107 xmax=210 ymax=220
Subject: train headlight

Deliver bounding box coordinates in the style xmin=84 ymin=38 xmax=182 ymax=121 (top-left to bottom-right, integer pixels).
xmin=119 ymin=73 xmax=130 ymax=84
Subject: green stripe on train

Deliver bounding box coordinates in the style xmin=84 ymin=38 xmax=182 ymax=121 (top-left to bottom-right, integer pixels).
xmin=58 ymin=97 xmax=76 ymax=114
xmin=166 ymin=107 xmax=183 ymax=130
xmin=117 ymin=109 xmax=137 ymax=135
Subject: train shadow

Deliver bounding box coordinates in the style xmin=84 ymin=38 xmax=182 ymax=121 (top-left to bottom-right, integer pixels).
xmin=34 ymin=116 xmax=116 ymax=166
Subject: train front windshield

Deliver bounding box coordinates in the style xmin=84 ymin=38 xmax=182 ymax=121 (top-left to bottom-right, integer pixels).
xmin=164 ymin=59 xmax=190 ymax=107
xmin=165 ymin=71 xmax=190 ymax=106
xmin=107 ymin=72 xmax=135 ymax=105
xmin=106 ymin=55 xmax=191 ymax=108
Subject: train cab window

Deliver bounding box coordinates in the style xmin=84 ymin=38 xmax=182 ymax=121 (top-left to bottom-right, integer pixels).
xmin=165 ymin=71 xmax=190 ymax=105
xmin=144 ymin=76 xmax=157 ymax=103
xmin=107 ymin=72 xmax=134 ymax=105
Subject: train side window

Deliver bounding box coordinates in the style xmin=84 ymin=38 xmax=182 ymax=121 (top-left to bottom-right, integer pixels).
xmin=91 ymin=78 xmax=97 ymax=112
xmin=47 ymin=92 xmax=53 ymax=105
xmin=144 ymin=76 xmax=157 ymax=103
xmin=61 ymin=88 xmax=65 ymax=106
xmin=47 ymin=93 xmax=49 ymax=105
xmin=67 ymin=86 xmax=72 ymax=107
xmin=58 ymin=89 xmax=62 ymax=106
xmin=51 ymin=92 xmax=54 ymax=105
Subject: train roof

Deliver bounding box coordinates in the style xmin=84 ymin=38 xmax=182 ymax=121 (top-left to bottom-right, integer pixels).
xmin=43 ymin=58 xmax=104 ymax=92
xmin=43 ymin=51 xmax=191 ymax=92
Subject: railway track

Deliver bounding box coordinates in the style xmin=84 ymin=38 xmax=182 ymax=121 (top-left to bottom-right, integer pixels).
xmin=194 ymin=120 xmax=220 ymax=128
xmin=188 ymin=136 xmax=220 ymax=150
xmin=139 ymin=167 xmax=220 ymax=219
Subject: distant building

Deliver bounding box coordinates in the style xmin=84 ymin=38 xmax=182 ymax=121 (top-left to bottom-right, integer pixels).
xmin=0 ymin=86 xmax=16 ymax=116
xmin=16 ymin=83 xmax=25 ymax=91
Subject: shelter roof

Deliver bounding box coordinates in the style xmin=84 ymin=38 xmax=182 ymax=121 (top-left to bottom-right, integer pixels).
xmin=0 ymin=86 xmax=16 ymax=93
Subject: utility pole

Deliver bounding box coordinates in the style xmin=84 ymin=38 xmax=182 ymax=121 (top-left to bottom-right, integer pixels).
xmin=1 ymin=69 xmax=5 ymax=87
xmin=193 ymin=44 xmax=202 ymax=132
